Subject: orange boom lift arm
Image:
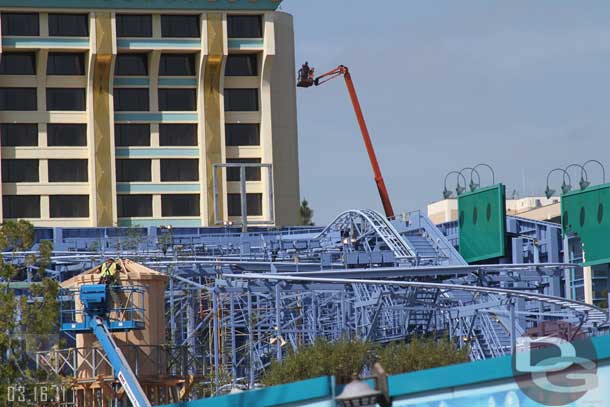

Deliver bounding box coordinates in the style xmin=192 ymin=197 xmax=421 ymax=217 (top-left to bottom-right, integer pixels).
xmin=298 ymin=64 xmax=396 ymax=219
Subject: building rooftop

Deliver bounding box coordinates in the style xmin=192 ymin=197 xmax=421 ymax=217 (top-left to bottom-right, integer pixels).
xmin=0 ymin=0 xmax=282 ymax=10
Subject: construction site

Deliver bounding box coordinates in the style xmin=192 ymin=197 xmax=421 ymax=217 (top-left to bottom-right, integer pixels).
xmin=1 ymin=1 xmax=609 ymax=407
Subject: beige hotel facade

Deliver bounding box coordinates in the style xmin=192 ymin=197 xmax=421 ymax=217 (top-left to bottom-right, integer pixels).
xmin=0 ymin=0 xmax=300 ymax=227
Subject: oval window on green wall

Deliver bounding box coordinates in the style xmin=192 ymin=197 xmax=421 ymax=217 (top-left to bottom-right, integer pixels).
xmin=473 ymin=207 xmax=478 ymax=225
xmin=562 ymin=210 xmax=569 ymax=230
xmin=486 ymin=203 xmax=492 ymax=222
xmin=579 ymin=207 xmax=585 ymax=227
xmin=598 ymin=203 xmax=604 ymax=224
xmin=459 ymin=210 xmax=464 ymax=227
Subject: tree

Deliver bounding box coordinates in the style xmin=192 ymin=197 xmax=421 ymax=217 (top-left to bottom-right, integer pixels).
xmin=261 ymin=336 xmax=469 ymax=386
xmin=299 ymin=199 xmax=315 ymax=226
xmin=0 ymin=220 xmax=59 ymax=399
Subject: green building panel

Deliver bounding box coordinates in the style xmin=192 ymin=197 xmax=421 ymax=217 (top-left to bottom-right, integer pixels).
xmin=561 ymin=183 xmax=610 ymax=266
xmin=458 ymin=184 xmax=507 ymax=263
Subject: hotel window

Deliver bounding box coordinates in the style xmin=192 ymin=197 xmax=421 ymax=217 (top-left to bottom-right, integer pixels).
xmin=226 ymin=158 xmax=261 ymax=182
xmin=47 ymin=52 xmax=85 ymax=75
xmin=0 ymin=88 xmax=37 ymax=111
xmin=161 ymin=15 xmax=200 ymax=38
xmin=116 ymin=159 xmax=151 ymax=182
xmin=161 ymin=194 xmax=200 ymax=217
xmin=116 ymin=14 xmax=152 ymax=38
xmin=0 ymin=124 xmax=38 ymax=146
xmin=159 ymin=54 xmax=196 ymax=76
xmin=227 ymin=15 xmax=262 ymax=38
xmin=48 ymin=159 xmax=88 ymax=182
xmin=0 ymin=52 xmax=36 ymax=75
xmin=50 ymin=195 xmax=89 ymax=218
xmin=159 ymin=124 xmax=197 ymax=146
xmin=117 ymin=195 xmax=153 ymax=218
xmin=115 ymin=54 xmax=148 ymax=76
xmin=225 ymin=54 xmax=258 ymax=76
xmin=3 ymin=196 xmax=40 ymax=219
xmin=158 ymin=89 xmax=196 ymax=111
xmin=47 ymin=124 xmax=87 ymax=146
xmin=160 ymin=159 xmax=199 ymax=182
xmin=224 ymin=89 xmax=258 ymax=111
xmin=115 ymin=124 xmax=150 ymax=146
xmin=227 ymin=193 xmax=263 ymax=216
xmin=1 ymin=159 xmax=39 ymax=182
xmin=225 ymin=124 xmax=259 ymax=146
xmin=48 ymin=14 xmax=88 ymax=37
xmin=1 ymin=13 xmax=39 ymax=36
xmin=114 ymin=88 xmax=149 ymax=111
xmin=47 ymin=88 xmax=86 ymax=111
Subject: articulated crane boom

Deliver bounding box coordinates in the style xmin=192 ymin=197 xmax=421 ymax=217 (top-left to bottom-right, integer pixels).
xmin=297 ymin=64 xmax=396 ymax=219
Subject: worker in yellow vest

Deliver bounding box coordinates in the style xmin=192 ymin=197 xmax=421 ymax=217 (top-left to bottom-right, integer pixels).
xmin=98 ymin=258 xmax=122 ymax=285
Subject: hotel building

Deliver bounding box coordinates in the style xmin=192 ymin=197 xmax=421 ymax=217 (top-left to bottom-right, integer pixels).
xmin=0 ymin=0 xmax=299 ymax=227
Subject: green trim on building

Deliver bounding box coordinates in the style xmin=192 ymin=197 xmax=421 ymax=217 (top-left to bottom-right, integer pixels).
xmin=115 ymin=147 xmax=200 ymax=158
xmin=118 ymin=218 xmax=202 ymax=227
xmin=117 ymin=183 xmax=200 ymax=193
xmin=117 ymin=39 xmax=201 ymax=50
xmin=114 ymin=77 xmax=150 ymax=86
xmin=0 ymin=0 xmax=281 ymax=10
xmin=158 ymin=77 xmax=198 ymax=87
xmin=228 ymin=38 xmax=264 ymax=50
xmin=2 ymin=37 xmax=90 ymax=48
xmin=114 ymin=112 xmax=198 ymax=122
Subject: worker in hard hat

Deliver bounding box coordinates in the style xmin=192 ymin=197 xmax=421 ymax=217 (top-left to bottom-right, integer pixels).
xmin=297 ymin=62 xmax=315 ymax=87
xmin=98 ymin=258 xmax=122 ymax=285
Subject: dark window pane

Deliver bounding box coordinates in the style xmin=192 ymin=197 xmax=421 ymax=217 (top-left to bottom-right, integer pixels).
xmin=226 ymin=158 xmax=261 ymax=181
xmin=227 ymin=193 xmax=263 ymax=216
xmin=48 ymin=159 xmax=88 ymax=182
xmin=0 ymin=52 xmax=36 ymax=75
xmin=115 ymin=54 xmax=148 ymax=76
xmin=115 ymin=124 xmax=150 ymax=146
xmin=161 ymin=15 xmax=200 ymax=38
xmin=159 ymin=89 xmax=196 ymax=111
xmin=160 ymin=159 xmax=199 ymax=181
xmin=116 ymin=14 xmax=152 ymax=38
xmin=114 ymin=88 xmax=149 ymax=111
xmin=3 ymin=196 xmax=40 ymax=218
xmin=48 ymin=14 xmax=88 ymax=37
xmin=227 ymin=15 xmax=262 ymax=38
xmin=162 ymin=194 xmax=200 ymax=217
xmin=225 ymin=124 xmax=259 ymax=146
xmin=47 ymin=124 xmax=87 ymax=146
xmin=1 ymin=159 xmax=38 ymax=182
xmin=225 ymin=54 xmax=258 ymax=76
xmin=0 ymin=88 xmax=37 ymax=111
xmin=118 ymin=195 xmax=152 ymax=217
xmin=50 ymin=195 xmax=89 ymax=218
xmin=159 ymin=53 xmax=196 ymax=76
xmin=1 ymin=13 xmax=39 ymax=36
xmin=0 ymin=124 xmax=38 ymax=146
xmin=224 ymin=88 xmax=258 ymax=111
xmin=47 ymin=88 xmax=86 ymax=111
xmin=159 ymin=124 xmax=197 ymax=146
xmin=116 ymin=159 xmax=151 ymax=182
xmin=47 ymin=52 xmax=85 ymax=75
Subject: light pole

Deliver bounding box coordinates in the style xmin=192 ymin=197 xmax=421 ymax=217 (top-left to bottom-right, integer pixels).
xmin=583 ymin=159 xmax=606 ymax=184
xmin=564 ymin=163 xmax=589 ymax=190
xmin=442 ymin=171 xmax=468 ymax=199
xmin=545 ymin=168 xmax=572 ymax=199
xmin=471 ymin=163 xmax=495 ymax=191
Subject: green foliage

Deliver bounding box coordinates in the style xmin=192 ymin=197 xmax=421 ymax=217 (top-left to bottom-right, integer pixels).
xmin=262 ymin=338 xmax=373 ymax=386
xmin=261 ymin=336 xmax=469 ymax=386
xmin=299 ymin=199 xmax=315 ymax=226
xmin=0 ymin=221 xmax=59 ymax=392
xmin=376 ymin=336 xmax=470 ymax=375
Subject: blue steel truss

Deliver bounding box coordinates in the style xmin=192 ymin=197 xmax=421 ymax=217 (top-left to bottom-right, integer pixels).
xmin=11 ymin=209 xmax=606 ymax=399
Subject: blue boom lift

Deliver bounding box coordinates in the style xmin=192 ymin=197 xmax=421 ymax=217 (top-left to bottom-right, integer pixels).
xmin=61 ymin=284 xmax=152 ymax=407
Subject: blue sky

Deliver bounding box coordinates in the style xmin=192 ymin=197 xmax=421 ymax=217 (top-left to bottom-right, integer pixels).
xmin=278 ymin=1 xmax=610 ymax=223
